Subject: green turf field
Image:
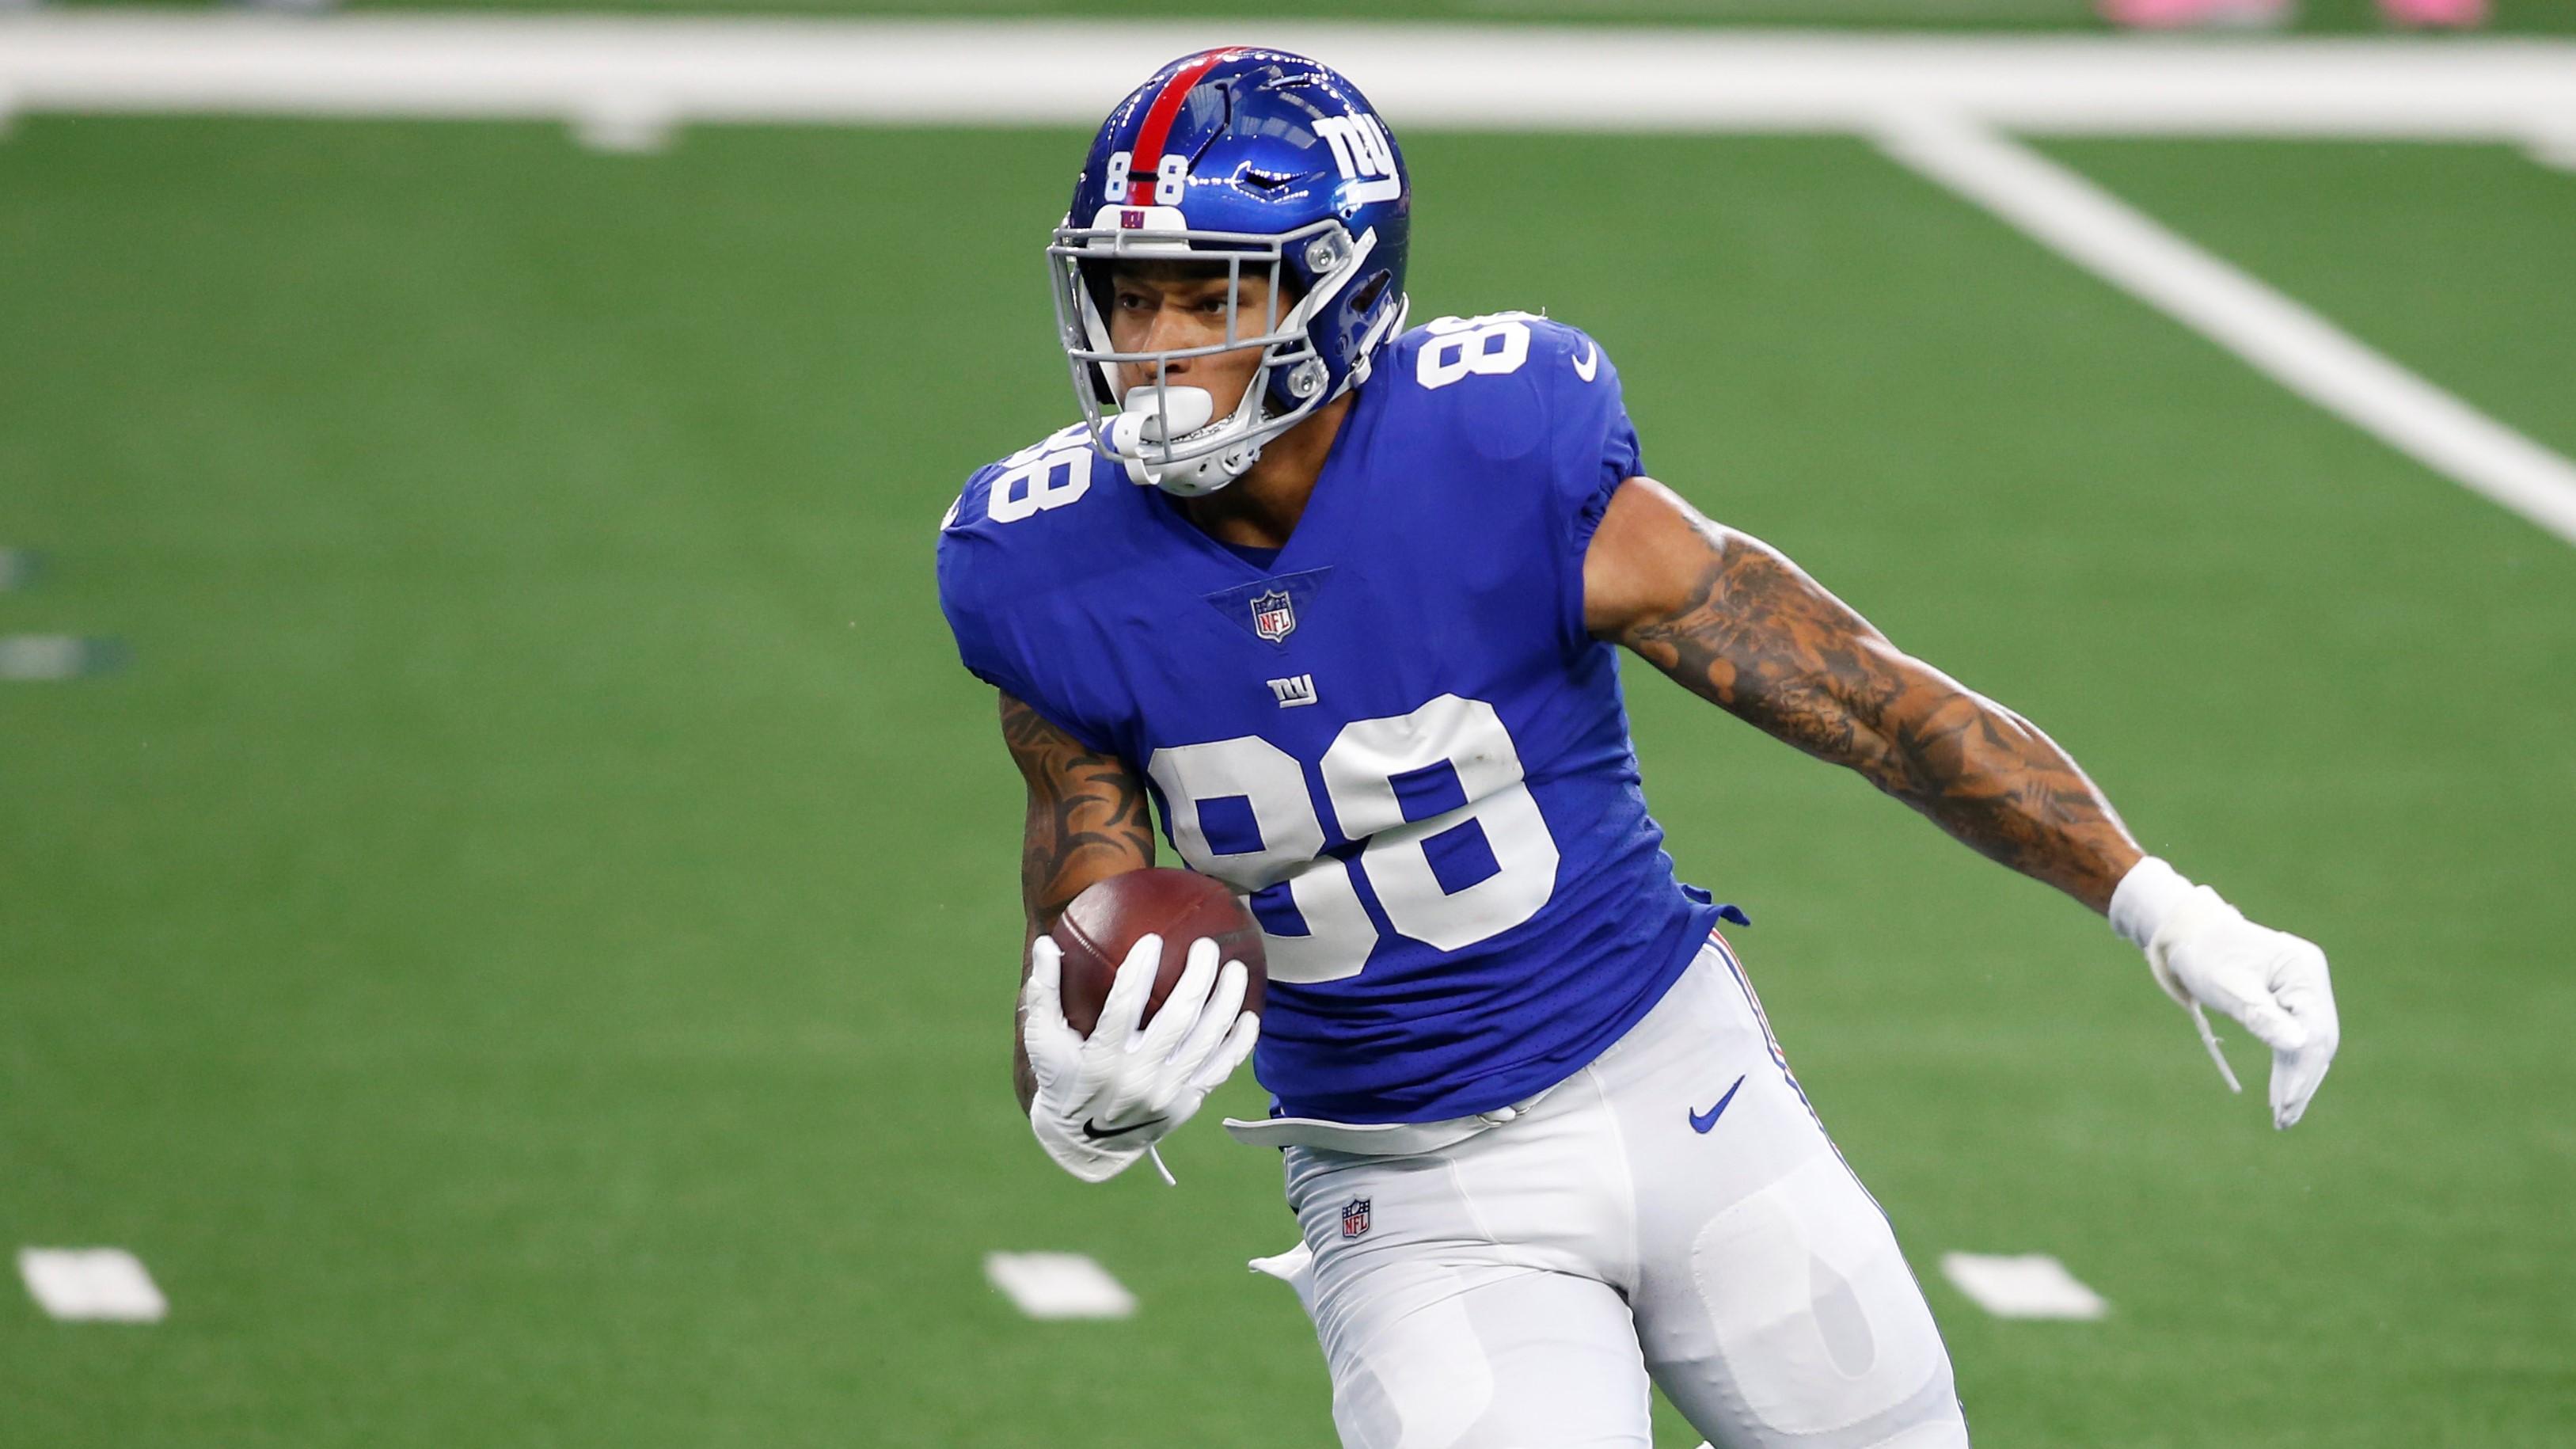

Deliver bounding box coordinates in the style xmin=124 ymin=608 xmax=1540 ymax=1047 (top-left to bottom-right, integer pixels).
xmin=2 ymin=112 xmax=2571 ymax=1446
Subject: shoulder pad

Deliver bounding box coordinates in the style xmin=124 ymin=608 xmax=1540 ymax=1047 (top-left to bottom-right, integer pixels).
xmin=1382 ymin=312 xmax=1613 ymax=400
xmin=942 ymin=421 xmax=1104 ymax=535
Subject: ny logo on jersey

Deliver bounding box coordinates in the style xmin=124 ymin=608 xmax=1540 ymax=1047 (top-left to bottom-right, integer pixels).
xmin=1341 ymin=1197 xmax=1372 ymax=1240
xmin=1267 ymin=674 xmax=1317 ymax=709
xmin=1251 ymin=589 xmax=1296 ymax=643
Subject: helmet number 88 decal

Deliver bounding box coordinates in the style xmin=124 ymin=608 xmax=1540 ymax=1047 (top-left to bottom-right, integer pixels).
xmin=1103 ymin=150 xmax=1188 ymax=207
xmin=1415 ymin=313 xmax=1535 ymax=390
xmin=1146 ymin=694 xmax=1561 ymax=984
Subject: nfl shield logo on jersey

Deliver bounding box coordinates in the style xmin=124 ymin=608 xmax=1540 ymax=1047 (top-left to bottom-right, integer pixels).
xmin=1340 ymin=1196 xmax=1372 ymax=1240
xmin=1251 ymin=589 xmax=1297 ymax=644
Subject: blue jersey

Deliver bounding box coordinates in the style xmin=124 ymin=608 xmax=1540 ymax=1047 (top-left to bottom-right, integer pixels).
xmin=937 ymin=314 xmax=1723 ymax=1123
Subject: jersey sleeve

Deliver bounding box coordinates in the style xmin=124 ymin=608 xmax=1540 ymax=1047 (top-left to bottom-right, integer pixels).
xmin=1533 ymin=320 xmax=1644 ymax=656
xmin=934 ymin=464 xmax=1028 ymax=697
xmin=933 ymin=459 xmax=1119 ymax=754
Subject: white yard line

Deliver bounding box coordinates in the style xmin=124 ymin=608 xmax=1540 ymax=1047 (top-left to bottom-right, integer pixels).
xmin=983 ymin=1251 xmax=1137 ymax=1320
xmin=1940 ymin=1251 xmax=2107 ymax=1319
xmin=19 ymin=1248 xmax=169 ymax=1322
xmin=1879 ymin=112 xmax=2576 ymax=547
xmin=4 ymin=15 xmax=2572 ymax=542
xmin=0 ymin=635 xmax=117 ymax=679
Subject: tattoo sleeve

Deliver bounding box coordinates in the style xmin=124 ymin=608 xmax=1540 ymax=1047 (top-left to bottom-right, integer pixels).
xmin=997 ymin=690 xmax=1156 ymax=1107
xmin=1617 ymin=518 xmax=2141 ymax=912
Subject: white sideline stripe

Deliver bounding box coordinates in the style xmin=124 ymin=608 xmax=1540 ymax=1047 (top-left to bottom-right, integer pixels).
xmin=1879 ymin=113 xmax=2576 ymax=548
xmin=1940 ymin=1251 xmax=2107 ymax=1320
xmin=5 ymin=16 xmax=2571 ymax=544
xmin=0 ymin=634 xmax=107 ymax=679
xmin=19 ymin=1248 xmax=168 ymax=1322
xmin=983 ymin=1251 xmax=1136 ymax=1320
xmin=2 ymin=16 xmax=2574 ymax=143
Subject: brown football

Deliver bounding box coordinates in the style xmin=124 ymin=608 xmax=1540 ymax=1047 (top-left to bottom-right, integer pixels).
xmin=1051 ymin=869 xmax=1268 ymax=1038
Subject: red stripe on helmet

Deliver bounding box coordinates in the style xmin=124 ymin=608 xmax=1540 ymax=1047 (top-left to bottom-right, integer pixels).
xmin=1125 ymin=48 xmax=1241 ymax=205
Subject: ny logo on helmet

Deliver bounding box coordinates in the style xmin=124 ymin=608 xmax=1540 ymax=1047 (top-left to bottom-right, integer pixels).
xmin=1251 ymin=590 xmax=1296 ymax=644
xmin=1313 ymin=115 xmax=1401 ymax=205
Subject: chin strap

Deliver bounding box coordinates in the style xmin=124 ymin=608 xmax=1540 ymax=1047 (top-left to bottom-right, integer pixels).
xmin=1123 ymin=443 xmax=1263 ymax=496
xmin=1108 ymin=383 xmax=1264 ymax=496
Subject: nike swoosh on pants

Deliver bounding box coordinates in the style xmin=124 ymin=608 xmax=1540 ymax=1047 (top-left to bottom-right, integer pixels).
xmin=1689 ymin=1074 xmax=1747 ymax=1134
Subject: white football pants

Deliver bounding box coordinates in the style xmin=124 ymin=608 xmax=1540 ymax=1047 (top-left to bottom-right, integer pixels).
xmin=1265 ymin=933 xmax=1967 ymax=1449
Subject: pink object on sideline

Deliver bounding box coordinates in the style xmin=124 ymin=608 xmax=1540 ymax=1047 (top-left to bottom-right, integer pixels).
xmin=2380 ymin=0 xmax=2489 ymax=26
xmin=2099 ymin=0 xmax=2293 ymax=28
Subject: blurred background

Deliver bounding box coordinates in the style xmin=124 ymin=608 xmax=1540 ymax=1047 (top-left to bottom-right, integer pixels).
xmin=2 ymin=2 xmax=2571 ymax=1446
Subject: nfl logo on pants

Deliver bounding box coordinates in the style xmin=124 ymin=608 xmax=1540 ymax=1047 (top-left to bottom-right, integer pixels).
xmin=1340 ymin=1196 xmax=1371 ymax=1240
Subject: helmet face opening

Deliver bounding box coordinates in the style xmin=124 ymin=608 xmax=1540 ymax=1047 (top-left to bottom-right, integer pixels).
xmin=1047 ymin=48 xmax=1412 ymax=496
xmin=1062 ymin=238 xmax=1307 ymax=407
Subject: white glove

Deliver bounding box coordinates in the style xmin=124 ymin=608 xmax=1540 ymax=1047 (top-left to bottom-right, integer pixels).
xmin=1021 ymin=932 xmax=1261 ymax=1184
xmin=2110 ymin=856 xmax=2340 ymax=1129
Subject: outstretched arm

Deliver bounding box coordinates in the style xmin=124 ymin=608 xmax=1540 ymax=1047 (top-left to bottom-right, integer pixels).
xmin=1582 ymin=477 xmax=2141 ymax=911
xmin=998 ymin=690 xmax=1155 ymax=1111
xmin=1582 ymin=477 xmax=2338 ymax=1127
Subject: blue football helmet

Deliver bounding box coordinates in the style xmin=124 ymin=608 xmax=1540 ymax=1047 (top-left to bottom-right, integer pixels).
xmin=1047 ymin=48 xmax=1413 ymax=496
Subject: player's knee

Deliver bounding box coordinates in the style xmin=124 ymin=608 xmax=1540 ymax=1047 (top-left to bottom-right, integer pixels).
xmin=1316 ymin=1262 xmax=1659 ymax=1449
xmin=1658 ymin=1155 xmax=1958 ymax=1443
xmin=1317 ymin=1265 xmax=1497 ymax=1448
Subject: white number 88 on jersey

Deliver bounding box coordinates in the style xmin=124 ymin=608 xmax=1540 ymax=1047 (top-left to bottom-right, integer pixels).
xmin=1147 ymin=694 xmax=1560 ymax=984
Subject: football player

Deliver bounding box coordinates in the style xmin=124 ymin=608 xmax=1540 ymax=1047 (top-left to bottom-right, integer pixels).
xmin=936 ymin=48 xmax=2339 ymax=1449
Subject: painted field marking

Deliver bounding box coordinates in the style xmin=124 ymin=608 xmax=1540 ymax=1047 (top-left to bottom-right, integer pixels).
xmin=1940 ymin=1250 xmax=2107 ymax=1319
xmin=19 ymin=1248 xmax=169 ymax=1322
xmin=570 ymin=94 xmax=678 ymax=155
xmin=1879 ymin=112 xmax=2576 ymax=548
xmin=982 ymin=1251 xmax=1136 ymax=1320
xmin=0 ymin=634 xmax=121 ymax=680
xmin=2 ymin=18 xmax=2574 ymax=144
xmin=2529 ymin=115 xmax=2576 ymax=172
xmin=2 ymin=17 xmax=2570 ymax=545
xmin=0 ymin=549 xmax=36 ymax=590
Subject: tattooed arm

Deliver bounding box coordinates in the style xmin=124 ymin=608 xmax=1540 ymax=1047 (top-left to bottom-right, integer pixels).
xmin=1582 ymin=477 xmax=2141 ymax=912
xmin=998 ymin=690 xmax=1156 ymax=1110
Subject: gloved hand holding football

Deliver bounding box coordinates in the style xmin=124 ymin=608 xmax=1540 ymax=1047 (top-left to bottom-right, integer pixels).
xmin=1022 ymin=869 xmax=1267 ymax=1184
